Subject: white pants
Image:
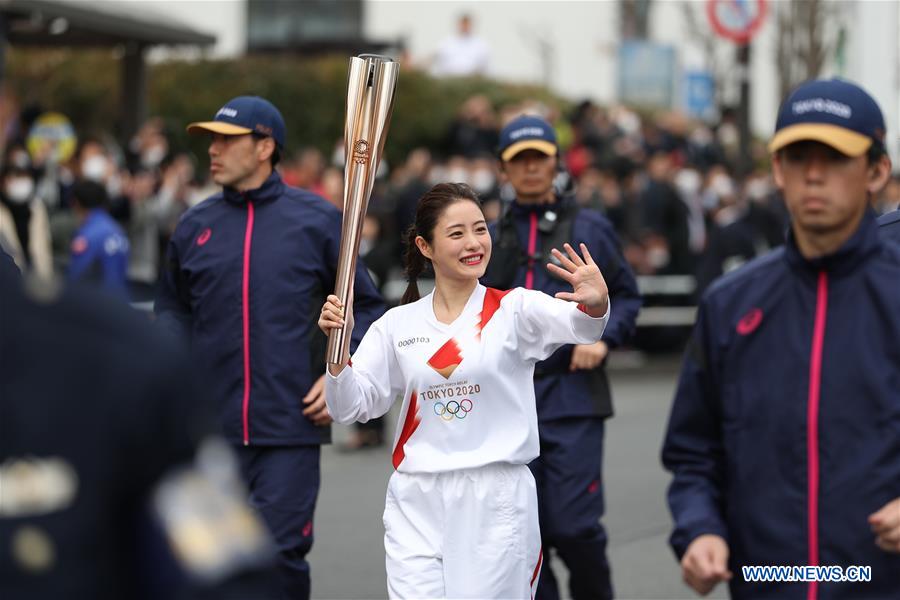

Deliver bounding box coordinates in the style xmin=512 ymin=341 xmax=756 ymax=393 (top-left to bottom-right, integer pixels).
xmin=383 ymin=462 xmax=543 ymax=600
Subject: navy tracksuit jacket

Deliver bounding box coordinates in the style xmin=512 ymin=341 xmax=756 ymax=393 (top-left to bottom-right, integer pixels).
xmin=663 ymin=211 xmax=900 ymax=599
xmin=155 ymin=172 xmax=384 ymax=447
xmin=484 ymin=196 xmax=642 ymax=419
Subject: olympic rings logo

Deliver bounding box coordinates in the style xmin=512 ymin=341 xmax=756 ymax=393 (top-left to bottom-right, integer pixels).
xmin=433 ymin=399 xmax=474 ymax=421
xmin=352 ymin=139 xmax=370 ymax=164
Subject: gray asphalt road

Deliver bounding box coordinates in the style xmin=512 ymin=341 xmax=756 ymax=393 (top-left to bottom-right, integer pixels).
xmin=310 ymin=354 xmax=728 ymax=600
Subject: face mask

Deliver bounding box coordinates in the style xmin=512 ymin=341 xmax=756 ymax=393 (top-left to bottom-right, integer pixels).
xmin=470 ymin=169 xmax=496 ymax=194
xmin=428 ymin=166 xmax=447 ymax=186
xmin=745 ymin=178 xmax=771 ymax=202
xmin=141 ymin=145 xmax=166 ymax=169
xmin=674 ymin=169 xmax=701 ymax=197
xmin=81 ymin=155 xmax=109 ymax=182
xmin=4 ymin=177 xmax=34 ymax=204
xmin=709 ymin=173 xmax=735 ymax=199
xmin=446 ymin=167 xmax=469 ymax=184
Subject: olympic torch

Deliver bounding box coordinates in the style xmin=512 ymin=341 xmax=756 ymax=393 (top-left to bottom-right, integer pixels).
xmin=327 ymin=55 xmax=398 ymax=366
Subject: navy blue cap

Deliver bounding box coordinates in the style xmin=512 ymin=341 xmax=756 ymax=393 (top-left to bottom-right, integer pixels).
xmin=769 ymin=78 xmax=885 ymax=157
xmin=187 ymin=96 xmax=286 ymax=149
xmin=498 ymin=115 xmax=558 ymax=161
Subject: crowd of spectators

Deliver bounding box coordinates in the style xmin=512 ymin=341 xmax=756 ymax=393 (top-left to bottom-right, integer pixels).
xmin=3 ymin=92 xmax=899 ymax=305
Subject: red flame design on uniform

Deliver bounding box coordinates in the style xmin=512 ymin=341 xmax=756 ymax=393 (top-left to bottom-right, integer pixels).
xmin=477 ymin=288 xmax=512 ymax=338
xmin=392 ymin=391 xmax=421 ymax=469
xmin=427 ymin=338 xmax=463 ymax=379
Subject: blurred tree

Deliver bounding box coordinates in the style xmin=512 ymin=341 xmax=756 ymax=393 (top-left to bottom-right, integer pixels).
xmin=6 ymin=51 xmax=565 ymax=167
xmin=774 ymin=0 xmax=840 ymax=100
xmin=620 ymin=0 xmax=653 ymax=40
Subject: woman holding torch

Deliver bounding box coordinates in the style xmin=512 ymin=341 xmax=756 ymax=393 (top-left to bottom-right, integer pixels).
xmin=319 ymin=182 xmax=610 ymax=598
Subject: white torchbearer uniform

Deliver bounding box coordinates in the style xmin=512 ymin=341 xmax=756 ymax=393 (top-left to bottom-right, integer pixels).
xmin=326 ymin=284 xmax=609 ymax=599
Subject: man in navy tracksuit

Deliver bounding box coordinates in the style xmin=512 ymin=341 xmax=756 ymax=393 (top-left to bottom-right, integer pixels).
xmin=482 ymin=115 xmax=642 ymax=600
xmin=155 ymin=97 xmax=384 ymax=599
xmin=663 ymin=79 xmax=900 ymax=599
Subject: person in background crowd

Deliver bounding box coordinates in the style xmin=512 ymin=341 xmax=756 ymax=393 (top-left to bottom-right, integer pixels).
xmin=0 ymin=150 xmax=53 ymax=278
xmin=67 ymin=178 xmax=129 ymax=298
xmin=695 ymin=170 xmax=786 ymax=292
xmin=430 ymin=13 xmax=491 ymax=77
xmin=282 ymin=147 xmax=326 ymax=195
xmin=125 ymin=117 xmax=170 ymax=174
xmin=638 ymin=150 xmax=693 ymax=275
xmin=444 ymin=95 xmax=499 ymax=159
xmin=124 ymin=168 xmax=168 ymax=299
xmin=152 ymin=153 xmax=198 ymax=268
xmin=75 ymin=137 xmax=129 ymax=222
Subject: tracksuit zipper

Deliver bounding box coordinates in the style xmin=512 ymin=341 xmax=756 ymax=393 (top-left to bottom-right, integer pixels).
xmin=806 ymin=270 xmax=828 ymax=600
xmin=525 ymin=211 xmax=538 ymax=289
xmin=242 ymin=199 xmax=255 ymax=445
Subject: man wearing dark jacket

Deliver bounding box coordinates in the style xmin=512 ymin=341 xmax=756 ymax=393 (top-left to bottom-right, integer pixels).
xmin=482 ymin=115 xmax=642 ymax=600
xmin=155 ymin=96 xmax=384 ymax=600
xmin=663 ymin=78 xmax=900 ymax=599
xmin=1 ymin=268 xmax=279 ymax=600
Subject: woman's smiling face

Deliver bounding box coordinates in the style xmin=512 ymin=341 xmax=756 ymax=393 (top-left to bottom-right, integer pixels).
xmin=416 ymin=199 xmax=492 ymax=284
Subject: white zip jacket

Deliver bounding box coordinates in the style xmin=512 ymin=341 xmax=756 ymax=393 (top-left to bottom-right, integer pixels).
xmin=326 ymin=284 xmax=609 ymax=473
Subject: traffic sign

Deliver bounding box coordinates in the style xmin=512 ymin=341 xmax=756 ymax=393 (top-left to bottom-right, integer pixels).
xmin=707 ymin=0 xmax=767 ymax=44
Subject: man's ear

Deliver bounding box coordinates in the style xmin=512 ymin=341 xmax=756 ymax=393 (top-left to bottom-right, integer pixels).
xmin=257 ymin=137 xmax=275 ymax=163
xmin=771 ymin=152 xmax=785 ymax=189
xmin=497 ymin=159 xmax=513 ymax=185
xmin=414 ymin=235 xmax=432 ymax=261
xmin=867 ymin=154 xmax=892 ymax=195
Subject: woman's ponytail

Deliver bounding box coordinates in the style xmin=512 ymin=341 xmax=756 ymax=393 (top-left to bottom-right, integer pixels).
xmin=401 ymin=224 xmax=426 ymax=305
